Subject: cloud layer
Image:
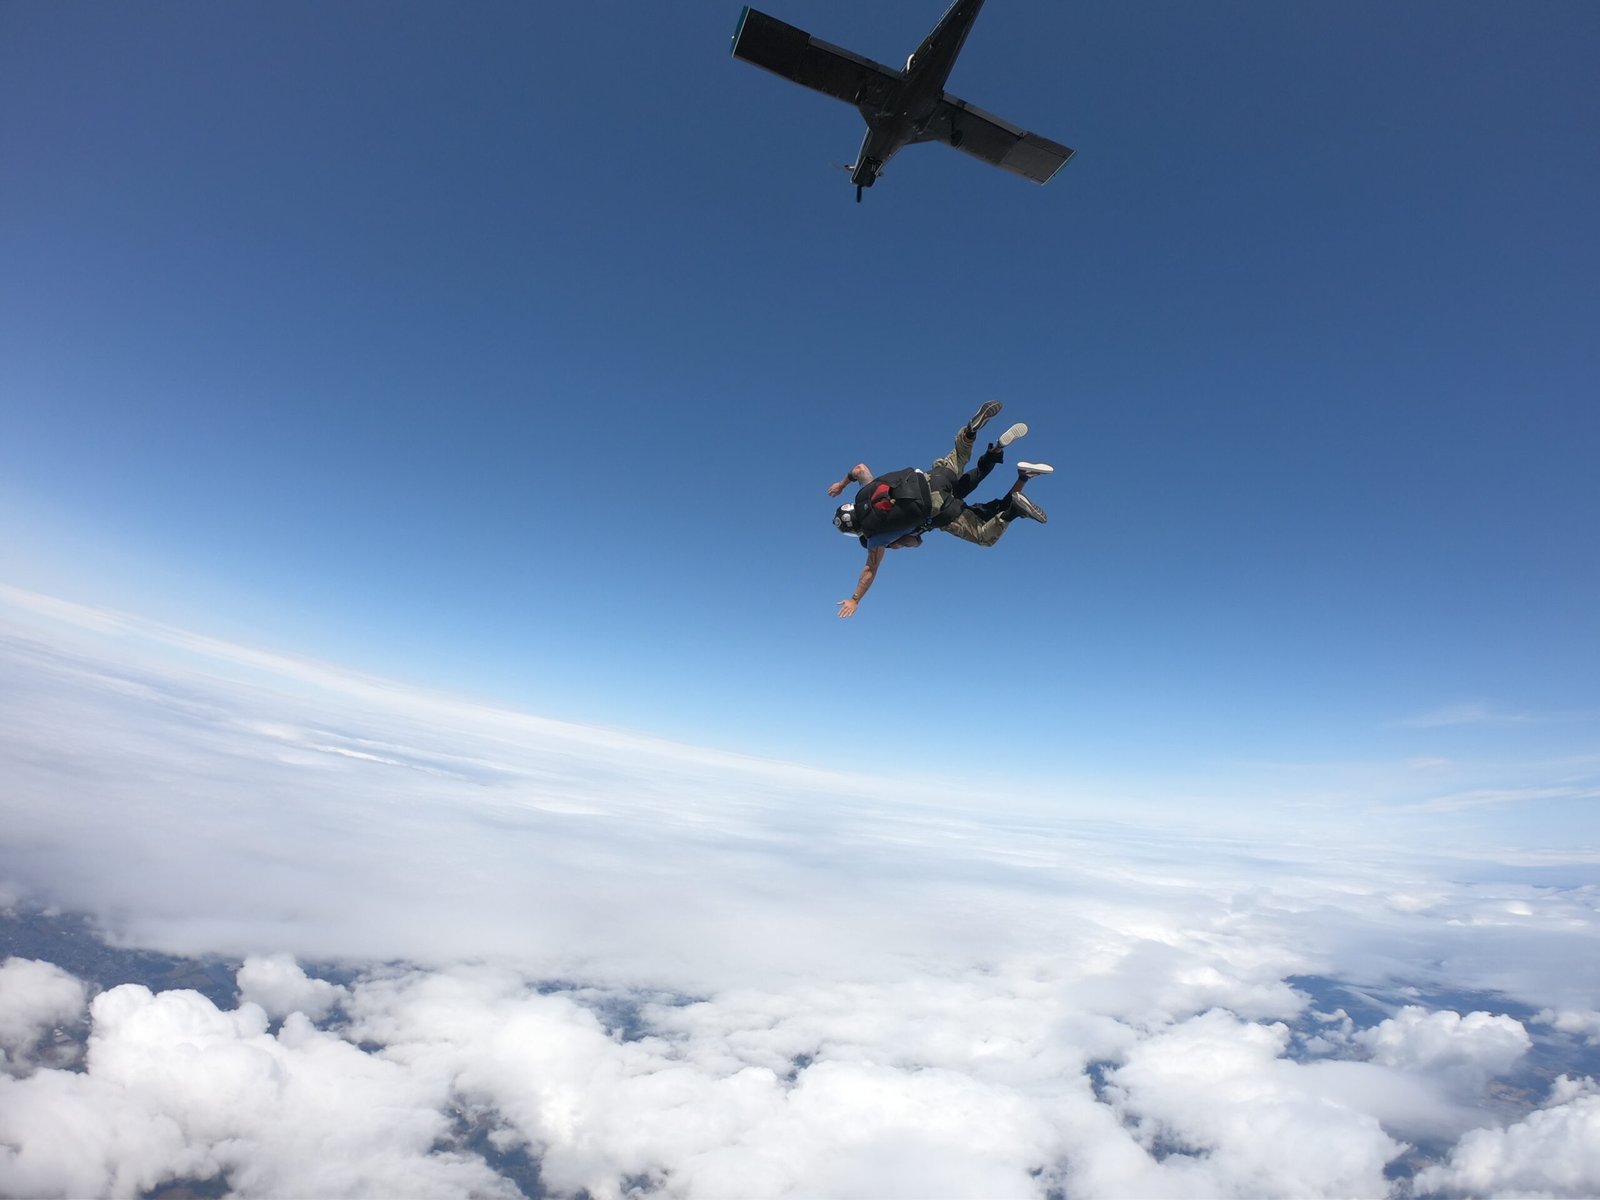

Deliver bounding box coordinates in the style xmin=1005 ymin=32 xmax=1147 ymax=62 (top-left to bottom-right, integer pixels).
xmin=2 ymin=589 xmax=1598 ymax=1197
xmin=4 ymin=949 xmax=1599 ymax=1199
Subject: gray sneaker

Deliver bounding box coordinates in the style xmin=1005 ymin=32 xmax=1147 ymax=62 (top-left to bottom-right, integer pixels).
xmin=995 ymin=422 xmax=1028 ymax=448
xmin=1010 ymin=492 xmax=1048 ymax=523
xmin=1016 ymin=461 xmax=1053 ymax=479
xmin=963 ymin=400 xmax=1002 ymax=438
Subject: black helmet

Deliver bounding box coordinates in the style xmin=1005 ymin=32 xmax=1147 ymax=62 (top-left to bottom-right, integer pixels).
xmin=832 ymin=502 xmax=857 ymax=535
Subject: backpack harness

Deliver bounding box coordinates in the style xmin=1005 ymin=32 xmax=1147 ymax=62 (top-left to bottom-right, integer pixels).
xmin=851 ymin=468 xmax=955 ymax=547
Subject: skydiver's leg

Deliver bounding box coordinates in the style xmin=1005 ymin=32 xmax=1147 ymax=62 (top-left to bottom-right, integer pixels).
xmin=929 ymin=402 xmax=1002 ymax=477
xmin=941 ymin=484 xmax=1050 ymax=544
xmin=953 ymin=422 xmax=1027 ymax=498
xmin=938 ymin=503 xmax=1014 ymax=547
xmin=952 ymin=444 xmax=1003 ymax=500
xmin=930 ymin=427 xmax=977 ymax=479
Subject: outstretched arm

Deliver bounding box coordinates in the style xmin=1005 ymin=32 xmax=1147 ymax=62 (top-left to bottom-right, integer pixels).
xmin=827 ymin=463 xmax=873 ymax=498
xmin=837 ymin=547 xmax=886 ymax=619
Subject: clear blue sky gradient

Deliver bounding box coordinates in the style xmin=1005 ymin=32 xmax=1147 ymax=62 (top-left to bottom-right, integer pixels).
xmin=2 ymin=1 xmax=1596 ymax=822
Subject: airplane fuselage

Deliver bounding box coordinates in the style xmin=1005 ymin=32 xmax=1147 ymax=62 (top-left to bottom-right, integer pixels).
xmin=851 ymin=0 xmax=986 ymax=190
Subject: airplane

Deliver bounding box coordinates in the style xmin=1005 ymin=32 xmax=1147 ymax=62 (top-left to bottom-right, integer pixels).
xmin=731 ymin=0 xmax=1074 ymax=201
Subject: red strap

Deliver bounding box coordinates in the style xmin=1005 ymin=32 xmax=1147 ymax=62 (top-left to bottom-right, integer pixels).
xmin=871 ymin=483 xmax=893 ymax=511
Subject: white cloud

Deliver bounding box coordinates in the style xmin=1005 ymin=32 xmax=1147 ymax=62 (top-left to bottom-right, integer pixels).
xmin=0 ymin=940 xmax=1597 ymax=1197
xmin=0 ymin=961 xmax=1480 ymax=1200
xmin=1537 ymin=1008 xmax=1600 ymax=1045
xmin=0 ymin=980 xmax=518 ymax=1200
xmin=1357 ymin=1005 xmax=1531 ymax=1083
xmin=2 ymin=589 xmax=1600 ymax=1197
xmin=0 ymin=961 xmax=1091 ymax=1199
xmin=1392 ymin=702 xmax=1534 ymax=729
xmin=236 ymin=953 xmax=347 ymax=1022
xmin=1100 ymin=1009 xmax=1404 ymax=1198
xmin=1392 ymin=701 xmax=1600 ymax=731
xmin=0 ymin=958 xmax=86 ymax=1074
xmin=1406 ymin=784 xmax=1600 ymax=815
xmin=1415 ymin=1077 xmax=1600 ymax=1198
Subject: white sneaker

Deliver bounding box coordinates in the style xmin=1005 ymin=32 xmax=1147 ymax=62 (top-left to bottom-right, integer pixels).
xmin=1016 ymin=461 xmax=1053 ymax=478
xmin=995 ymin=423 xmax=1028 ymax=448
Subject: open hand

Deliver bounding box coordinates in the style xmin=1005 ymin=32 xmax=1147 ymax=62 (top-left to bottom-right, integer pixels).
xmin=836 ymin=598 xmax=859 ymax=619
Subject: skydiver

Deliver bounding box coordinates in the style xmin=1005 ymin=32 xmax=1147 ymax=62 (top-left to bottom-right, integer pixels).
xmin=827 ymin=401 xmax=1052 ymax=619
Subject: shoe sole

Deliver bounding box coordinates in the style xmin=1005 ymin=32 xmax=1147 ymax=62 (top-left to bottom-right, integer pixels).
xmin=1012 ymin=494 xmax=1048 ymax=523
xmin=1016 ymin=461 xmax=1053 ymax=477
xmin=967 ymin=401 xmax=1002 ymax=434
xmin=995 ymin=423 xmax=1028 ymax=448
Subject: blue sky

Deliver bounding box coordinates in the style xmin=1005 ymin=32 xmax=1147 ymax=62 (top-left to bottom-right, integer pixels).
xmin=2 ymin=10 xmax=1599 ymax=1187
xmin=2 ymin=0 xmax=1597 ymax=825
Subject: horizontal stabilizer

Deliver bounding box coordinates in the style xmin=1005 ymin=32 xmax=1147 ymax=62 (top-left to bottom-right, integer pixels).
xmin=732 ymin=7 xmax=901 ymax=110
xmin=919 ymin=93 xmax=1075 ymax=184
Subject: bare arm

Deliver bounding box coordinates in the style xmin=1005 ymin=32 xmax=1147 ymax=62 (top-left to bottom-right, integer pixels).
xmin=837 ymin=547 xmax=886 ymax=619
xmin=826 ymin=463 xmax=873 ymax=498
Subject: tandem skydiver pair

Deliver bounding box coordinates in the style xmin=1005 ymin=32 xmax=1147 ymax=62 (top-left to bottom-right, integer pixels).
xmin=826 ymin=401 xmax=1053 ymax=619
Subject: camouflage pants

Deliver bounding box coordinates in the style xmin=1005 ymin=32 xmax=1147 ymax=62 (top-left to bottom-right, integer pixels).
xmin=938 ymin=500 xmax=1013 ymax=547
xmin=928 ymin=427 xmax=976 ymax=479
xmin=927 ymin=427 xmax=1012 ymax=547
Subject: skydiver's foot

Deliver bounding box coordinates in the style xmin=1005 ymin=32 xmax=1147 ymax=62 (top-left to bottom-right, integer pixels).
xmin=981 ymin=426 xmax=1029 ymax=469
xmin=962 ymin=400 xmax=1003 ymax=440
xmin=995 ymin=423 xmax=1027 ymax=448
xmin=1009 ymin=493 xmax=1048 ymax=524
xmin=1016 ymin=461 xmax=1054 ymax=479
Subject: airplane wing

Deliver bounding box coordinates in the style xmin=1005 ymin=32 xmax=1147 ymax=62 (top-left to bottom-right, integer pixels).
xmin=731 ymin=7 xmax=901 ymax=111
xmin=917 ymin=94 xmax=1075 ymax=184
